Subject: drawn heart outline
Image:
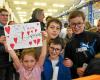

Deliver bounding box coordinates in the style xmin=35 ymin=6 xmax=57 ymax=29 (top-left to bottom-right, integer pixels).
xmin=29 ymin=41 xmax=32 ymax=45
xmin=14 ymin=37 xmax=18 ymax=43
xmin=10 ymin=43 xmax=15 ymax=49
xmin=37 ymin=38 xmax=40 ymax=45
xmin=5 ymin=26 xmax=10 ymax=34
xmin=27 ymin=31 xmax=30 ymax=35
xmin=33 ymin=39 xmax=36 ymax=44
xmin=21 ymin=32 xmax=24 ymax=40
xmin=33 ymin=38 xmax=40 ymax=45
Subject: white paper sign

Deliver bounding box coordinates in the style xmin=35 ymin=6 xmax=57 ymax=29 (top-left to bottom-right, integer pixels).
xmin=4 ymin=22 xmax=42 ymax=49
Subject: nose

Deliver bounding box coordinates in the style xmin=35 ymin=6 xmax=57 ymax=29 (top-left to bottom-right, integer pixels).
xmin=27 ymin=62 xmax=32 ymax=67
xmin=74 ymin=25 xmax=80 ymax=28
xmin=53 ymin=28 xmax=58 ymax=32
xmin=52 ymin=49 xmax=56 ymax=55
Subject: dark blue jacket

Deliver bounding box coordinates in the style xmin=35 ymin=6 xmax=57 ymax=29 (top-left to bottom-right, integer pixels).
xmin=0 ymin=25 xmax=9 ymax=67
xmin=42 ymin=55 xmax=71 ymax=80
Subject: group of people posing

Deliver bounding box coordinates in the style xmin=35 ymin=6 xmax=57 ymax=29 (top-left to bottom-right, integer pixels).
xmin=0 ymin=8 xmax=100 ymax=80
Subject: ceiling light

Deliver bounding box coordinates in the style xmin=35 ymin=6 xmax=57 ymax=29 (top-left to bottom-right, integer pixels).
xmin=19 ymin=14 xmax=26 ymax=17
xmin=48 ymin=9 xmax=58 ymax=12
xmin=53 ymin=4 xmax=64 ymax=8
xmin=16 ymin=7 xmax=21 ymax=10
xmin=14 ymin=1 xmax=27 ymax=4
xmin=34 ymin=2 xmax=47 ymax=6
xmin=17 ymin=12 xmax=27 ymax=15
xmin=32 ymin=8 xmax=35 ymax=11
xmin=45 ymin=12 xmax=52 ymax=16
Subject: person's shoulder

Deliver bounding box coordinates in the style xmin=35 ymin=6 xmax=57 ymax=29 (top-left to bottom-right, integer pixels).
xmin=85 ymin=31 xmax=100 ymax=38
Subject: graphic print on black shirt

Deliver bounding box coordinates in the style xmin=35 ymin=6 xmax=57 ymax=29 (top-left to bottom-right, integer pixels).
xmin=76 ymin=39 xmax=97 ymax=66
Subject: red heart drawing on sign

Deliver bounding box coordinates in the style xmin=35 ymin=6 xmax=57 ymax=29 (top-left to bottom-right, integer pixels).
xmin=27 ymin=31 xmax=30 ymax=35
xmin=10 ymin=43 xmax=15 ymax=49
xmin=21 ymin=32 xmax=24 ymax=40
xmin=29 ymin=41 xmax=32 ymax=45
xmin=33 ymin=39 xmax=36 ymax=44
xmin=35 ymin=29 xmax=37 ymax=32
xmin=14 ymin=37 xmax=17 ymax=43
xmin=37 ymin=38 xmax=40 ymax=45
xmin=5 ymin=26 xmax=10 ymax=34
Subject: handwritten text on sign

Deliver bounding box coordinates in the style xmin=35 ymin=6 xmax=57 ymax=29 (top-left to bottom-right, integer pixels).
xmin=4 ymin=22 xmax=42 ymax=49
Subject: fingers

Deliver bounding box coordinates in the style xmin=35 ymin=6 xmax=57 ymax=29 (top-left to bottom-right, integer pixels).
xmin=77 ymin=67 xmax=85 ymax=77
xmin=0 ymin=36 xmax=6 ymax=44
xmin=41 ymin=31 xmax=48 ymax=41
xmin=63 ymin=58 xmax=73 ymax=67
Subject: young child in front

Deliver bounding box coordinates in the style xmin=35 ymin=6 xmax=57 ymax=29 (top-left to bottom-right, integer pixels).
xmin=3 ymin=32 xmax=47 ymax=80
xmin=42 ymin=37 xmax=71 ymax=80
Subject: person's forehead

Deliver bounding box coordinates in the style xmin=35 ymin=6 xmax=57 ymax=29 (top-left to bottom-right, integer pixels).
xmin=69 ymin=17 xmax=84 ymax=22
xmin=0 ymin=11 xmax=9 ymax=14
xmin=49 ymin=22 xmax=60 ymax=27
xmin=50 ymin=43 xmax=61 ymax=47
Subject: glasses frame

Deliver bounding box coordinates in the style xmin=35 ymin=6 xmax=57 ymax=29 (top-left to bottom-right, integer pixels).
xmin=49 ymin=47 xmax=61 ymax=52
xmin=70 ymin=22 xmax=84 ymax=27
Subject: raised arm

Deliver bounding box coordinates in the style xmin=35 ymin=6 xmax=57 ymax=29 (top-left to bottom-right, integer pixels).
xmin=4 ymin=42 xmax=21 ymax=70
xmin=37 ymin=31 xmax=47 ymax=67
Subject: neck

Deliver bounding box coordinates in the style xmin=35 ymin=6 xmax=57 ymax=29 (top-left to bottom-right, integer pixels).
xmin=0 ymin=23 xmax=4 ymax=27
xmin=49 ymin=56 xmax=59 ymax=61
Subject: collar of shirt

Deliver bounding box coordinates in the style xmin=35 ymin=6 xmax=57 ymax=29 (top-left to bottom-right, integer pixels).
xmin=0 ymin=23 xmax=3 ymax=28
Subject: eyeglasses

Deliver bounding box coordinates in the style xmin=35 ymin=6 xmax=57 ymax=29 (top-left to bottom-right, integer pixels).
xmin=50 ymin=47 xmax=61 ymax=52
xmin=70 ymin=22 xmax=84 ymax=27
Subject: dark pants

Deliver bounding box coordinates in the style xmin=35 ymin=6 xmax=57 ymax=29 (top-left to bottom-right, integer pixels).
xmin=0 ymin=67 xmax=10 ymax=80
xmin=9 ymin=63 xmax=19 ymax=80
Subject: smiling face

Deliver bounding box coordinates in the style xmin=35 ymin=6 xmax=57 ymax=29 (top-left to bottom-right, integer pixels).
xmin=0 ymin=11 xmax=9 ymax=25
xmin=69 ymin=16 xmax=85 ymax=34
xmin=48 ymin=43 xmax=62 ymax=60
xmin=22 ymin=54 xmax=36 ymax=71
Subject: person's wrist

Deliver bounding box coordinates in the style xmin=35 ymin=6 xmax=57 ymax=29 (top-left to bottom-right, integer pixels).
xmin=43 ymin=40 xmax=47 ymax=45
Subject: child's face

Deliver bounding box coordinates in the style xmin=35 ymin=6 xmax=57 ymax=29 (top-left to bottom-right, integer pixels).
xmin=46 ymin=22 xmax=61 ymax=39
xmin=22 ymin=54 xmax=36 ymax=71
xmin=49 ymin=43 xmax=62 ymax=60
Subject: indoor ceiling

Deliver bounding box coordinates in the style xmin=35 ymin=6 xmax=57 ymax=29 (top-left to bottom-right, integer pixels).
xmin=6 ymin=0 xmax=81 ymax=23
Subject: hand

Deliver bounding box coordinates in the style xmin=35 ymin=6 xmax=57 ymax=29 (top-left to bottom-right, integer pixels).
xmin=63 ymin=58 xmax=73 ymax=67
xmin=0 ymin=36 xmax=6 ymax=44
xmin=77 ymin=67 xmax=85 ymax=77
xmin=1 ymin=37 xmax=13 ymax=52
xmin=41 ymin=31 xmax=48 ymax=41
xmin=0 ymin=36 xmax=11 ymax=52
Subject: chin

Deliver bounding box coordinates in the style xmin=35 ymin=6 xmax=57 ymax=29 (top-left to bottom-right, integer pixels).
xmin=51 ymin=36 xmax=57 ymax=39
